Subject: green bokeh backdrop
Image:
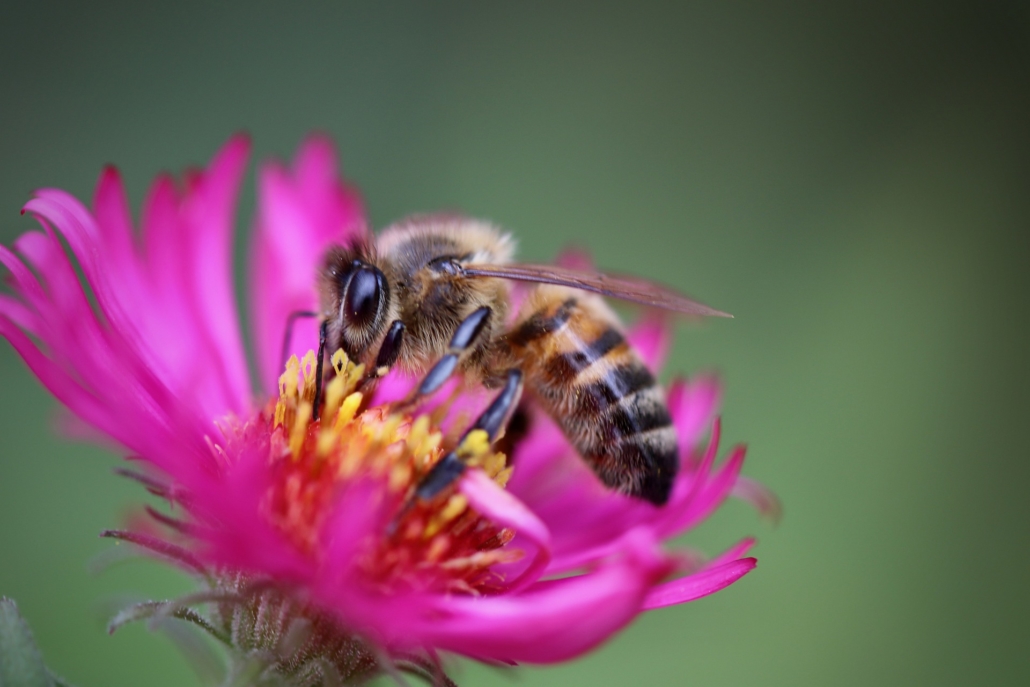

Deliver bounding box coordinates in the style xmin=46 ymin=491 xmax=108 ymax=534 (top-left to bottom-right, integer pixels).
xmin=2 ymin=2 xmax=1028 ymax=685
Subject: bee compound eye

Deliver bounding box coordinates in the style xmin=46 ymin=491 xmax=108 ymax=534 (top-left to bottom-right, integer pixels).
xmin=343 ymin=266 xmax=384 ymax=330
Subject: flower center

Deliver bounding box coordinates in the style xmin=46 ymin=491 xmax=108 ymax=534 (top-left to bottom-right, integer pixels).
xmin=263 ymin=351 xmax=520 ymax=595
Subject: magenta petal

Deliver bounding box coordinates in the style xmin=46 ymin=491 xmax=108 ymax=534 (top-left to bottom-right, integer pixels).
xmin=417 ymin=529 xmax=671 ymax=663
xmin=92 ymin=167 xmax=140 ymax=283
xmin=554 ymin=247 xmax=594 ymax=271
xmin=2 ymin=133 xmax=774 ymax=668
xmin=667 ymin=375 xmax=721 ymax=451
xmin=250 ymin=136 xmax=368 ymax=391
xmin=179 ymin=134 xmax=252 ymax=412
xmin=666 ymin=443 xmax=748 ymax=536
xmin=21 ymin=139 xmax=253 ymax=420
xmin=642 ymin=557 xmax=756 ymax=610
xmin=626 ymin=313 xmax=671 ymax=373
xmin=731 ymin=475 xmax=783 ymax=524
xmin=460 ymin=469 xmax=551 ymax=592
xmin=707 ymin=537 xmax=757 ymax=567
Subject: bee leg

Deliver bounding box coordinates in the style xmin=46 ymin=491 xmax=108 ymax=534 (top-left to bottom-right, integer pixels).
xmin=415 ymin=368 xmax=523 ymax=501
xmin=358 ymin=320 xmax=405 ymax=390
xmin=407 ymin=306 xmax=493 ymax=403
xmin=312 ymin=318 xmax=328 ymax=421
xmin=279 ymin=310 xmax=320 ymax=371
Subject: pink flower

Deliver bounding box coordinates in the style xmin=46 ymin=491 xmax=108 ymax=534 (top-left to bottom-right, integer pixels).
xmin=0 ymin=135 xmax=776 ymax=682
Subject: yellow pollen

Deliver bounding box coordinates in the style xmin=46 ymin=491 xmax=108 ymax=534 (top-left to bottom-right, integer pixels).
xmin=457 ymin=429 xmax=491 ymax=463
xmin=494 ymin=466 xmax=514 ymax=488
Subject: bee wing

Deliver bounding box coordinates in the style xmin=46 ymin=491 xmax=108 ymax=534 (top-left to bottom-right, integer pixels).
xmin=462 ymin=263 xmax=732 ymax=318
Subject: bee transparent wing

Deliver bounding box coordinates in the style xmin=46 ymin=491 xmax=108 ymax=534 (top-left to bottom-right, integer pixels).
xmin=461 ymin=263 xmax=732 ymax=317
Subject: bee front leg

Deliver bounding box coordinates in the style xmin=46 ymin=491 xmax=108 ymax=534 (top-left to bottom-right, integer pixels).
xmin=414 ymin=368 xmax=523 ymax=500
xmin=312 ymin=318 xmax=328 ymax=420
xmin=357 ymin=320 xmax=406 ymax=391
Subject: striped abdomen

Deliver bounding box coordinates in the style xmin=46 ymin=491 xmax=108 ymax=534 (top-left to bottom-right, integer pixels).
xmin=508 ymin=293 xmax=678 ymax=504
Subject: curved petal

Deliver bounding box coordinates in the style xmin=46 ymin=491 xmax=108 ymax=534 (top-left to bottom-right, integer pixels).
xmin=642 ymin=557 xmax=756 ymax=610
xmin=667 ymin=375 xmax=721 ymax=451
xmin=415 ymin=529 xmax=672 ymax=663
xmin=554 ymin=246 xmax=594 ymax=271
xmin=178 ymin=135 xmax=252 ymax=411
xmin=19 ymin=136 xmax=252 ymax=419
xmin=460 ymin=469 xmax=551 ymax=592
xmin=3 ymin=139 xmax=256 ymax=484
xmin=189 ymin=444 xmax=313 ymax=580
xmin=626 ymin=313 xmax=671 ymax=373
xmin=731 ymin=475 xmax=783 ymax=524
xmin=250 ymin=136 xmax=368 ymax=392
xmin=662 ymin=443 xmax=748 ymax=537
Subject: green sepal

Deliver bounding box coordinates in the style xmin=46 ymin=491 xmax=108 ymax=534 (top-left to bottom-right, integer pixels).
xmin=0 ymin=597 xmax=58 ymax=687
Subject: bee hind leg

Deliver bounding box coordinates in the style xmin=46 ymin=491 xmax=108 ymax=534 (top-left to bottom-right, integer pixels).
xmin=415 ymin=368 xmax=523 ymax=501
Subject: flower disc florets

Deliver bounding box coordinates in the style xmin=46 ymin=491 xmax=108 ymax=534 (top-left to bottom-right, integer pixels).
xmin=265 ymin=351 xmax=519 ymax=597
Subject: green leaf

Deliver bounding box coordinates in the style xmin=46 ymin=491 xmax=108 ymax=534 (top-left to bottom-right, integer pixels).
xmin=0 ymin=597 xmax=54 ymax=687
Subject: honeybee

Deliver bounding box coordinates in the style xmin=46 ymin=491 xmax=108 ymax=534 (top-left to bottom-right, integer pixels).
xmin=310 ymin=215 xmax=729 ymax=506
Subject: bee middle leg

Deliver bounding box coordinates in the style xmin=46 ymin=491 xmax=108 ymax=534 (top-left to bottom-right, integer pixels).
xmin=403 ymin=305 xmax=493 ymax=405
xmin=414 ymin=368 xmax=524 ymax=500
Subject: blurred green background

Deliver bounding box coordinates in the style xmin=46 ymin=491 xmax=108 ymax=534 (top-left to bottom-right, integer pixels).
xmin=2 ymin=1 xmax=1028 ymax=685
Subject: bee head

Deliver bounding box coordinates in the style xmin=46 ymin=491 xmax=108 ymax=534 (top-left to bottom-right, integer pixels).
xmin=322 ymin=249 xmax=391 ymax=361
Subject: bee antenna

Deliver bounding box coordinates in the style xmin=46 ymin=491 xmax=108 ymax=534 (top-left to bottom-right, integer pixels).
xmin=280 ymin=310 xmax=319 ymax=371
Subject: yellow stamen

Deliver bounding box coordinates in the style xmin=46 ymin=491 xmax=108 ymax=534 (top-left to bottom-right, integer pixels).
xmin=300 ymin=351 xmax=317 ymax=404
xmin=265 ymin=348 xmax=518 ymax=596
xmin=494 ymin=466 xmax=513 ymax=488
xmin=289 ymin=402 xmax=312 ymax=459
xmin=345 ymin=362 xmax=366 ymax=391
xmin=425 ymin=536 xmax=451 ymax=562
xmin=323 ymin=375 xmax=347 ymax=421
xmin=334 ymin=392 xmax=363 ymax=432
xmin=415 ymin=431 xmax=442 ymax=465
xmin=331 ymin=348 xmax=348 ymax=376
xmin=280 ymin=355 xmax=299 ymax=397
xmin=481 ymin=450 xmax=507 ymax=479
xmin=316 ymin=424 xmax=339 ymax=457
xmin=389 ymin=461 xmax=412 ymax=492
xmin=425 ymin=494 xmax=469 ymax=538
